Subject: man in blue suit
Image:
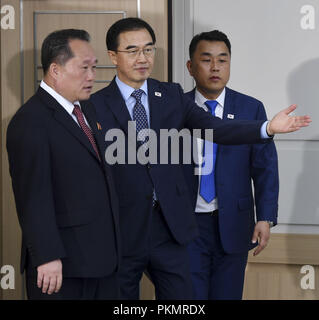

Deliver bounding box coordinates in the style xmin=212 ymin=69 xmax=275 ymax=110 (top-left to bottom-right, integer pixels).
xmin=90 ymin=18 xmax=310 ymax=300
xmin=184 ymin=30 xmax=279 ymax=299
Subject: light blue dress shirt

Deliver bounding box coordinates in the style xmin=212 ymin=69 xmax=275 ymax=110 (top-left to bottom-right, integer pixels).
xmin=115 ymin=76 xmax=150 ymax=126
xmin=260 ymin=121 xmax=271 ymax=139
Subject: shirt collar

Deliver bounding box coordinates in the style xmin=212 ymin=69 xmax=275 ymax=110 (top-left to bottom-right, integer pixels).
xmin=115 ymin=76 xmax=148 ymax=102
xmin=195 ymin=87 xmax=226 ymax=110
xmin=40 ymin=80 xmax=80 ymax=114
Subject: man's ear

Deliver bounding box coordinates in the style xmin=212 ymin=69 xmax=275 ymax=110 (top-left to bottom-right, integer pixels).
xmin=108 ymin=50 xmax=118 ymax=66
xmin=49 ymin=63 xmax=60 ymax=80
xmin=186 ymin=60 xmax=193 ymax=76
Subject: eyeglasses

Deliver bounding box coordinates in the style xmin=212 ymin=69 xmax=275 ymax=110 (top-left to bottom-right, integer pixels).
xmin=116 ymin=46 xmax=156 ymax=58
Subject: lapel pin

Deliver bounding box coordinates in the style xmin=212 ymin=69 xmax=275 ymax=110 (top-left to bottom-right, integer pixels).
xmin=155 ymin=92 xmax=162 ymax=97
xmin=97 ymin=122 xmax=102 ymax=130
xmin=227 ymin=114 xmax=234 ymax=119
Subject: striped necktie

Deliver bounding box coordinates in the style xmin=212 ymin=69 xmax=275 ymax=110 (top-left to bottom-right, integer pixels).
xmin=72 ymin=104 xmax=101 ymax=162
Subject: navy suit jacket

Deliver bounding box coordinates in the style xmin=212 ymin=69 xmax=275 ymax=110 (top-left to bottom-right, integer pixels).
xmin=90 ymin=78 xmax=271 ymax=256
xmin=7 ymin=87 xmax=120 ymax=278
xmin=183 ymin=88 xmax=279 ymax=253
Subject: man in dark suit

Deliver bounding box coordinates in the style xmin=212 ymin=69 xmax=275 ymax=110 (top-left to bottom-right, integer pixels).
xmin=184 ymin=30 xmax=279 ymax=299
xmin=6 ymin=29 xmax=120 ymax=300
xmin=90 ymin=18 xmax=310 ymax=300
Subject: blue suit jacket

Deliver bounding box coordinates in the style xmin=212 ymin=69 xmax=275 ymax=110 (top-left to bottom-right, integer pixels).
xmin=184 ymin=88 xmax=279 ymax=253
xmin=90 ymin=78 xmax=272 ymax=256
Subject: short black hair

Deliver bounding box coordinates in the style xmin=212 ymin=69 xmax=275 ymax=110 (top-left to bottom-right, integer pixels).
xmin=189 ymin=30 xmax=231 ymax=59
xmin=41 ymin=29 xmax=90 ymax=75
xmin=106 ymin=17 xmax=156 ymax=51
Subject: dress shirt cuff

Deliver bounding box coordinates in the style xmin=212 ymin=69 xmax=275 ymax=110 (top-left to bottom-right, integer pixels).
xmin=260 ymin=120 xmax=273 ymax=139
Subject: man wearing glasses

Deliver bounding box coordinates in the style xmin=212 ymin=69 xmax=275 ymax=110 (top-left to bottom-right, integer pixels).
xmin=90 ymin=17 xmax=311 ymax=299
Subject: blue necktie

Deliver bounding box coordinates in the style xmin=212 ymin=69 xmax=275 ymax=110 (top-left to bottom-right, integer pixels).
xmin=199 ymin=100 xmax=218 ymax=203
xmin=131 ymin=89 xmax=156 ymax=204
xmin=131 ymin=89 xmax=148 ymax=144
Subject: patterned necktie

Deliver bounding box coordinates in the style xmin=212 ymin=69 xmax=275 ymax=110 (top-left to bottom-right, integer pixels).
xmin=199 ymin=100 xmax=218 ymax=203
xmin=72 ymin=104 xmax=101 ymax=162
xmin=131 ymin=89 xmax=156 ymax=204
xmin=131 ymin=89 xmax=149 ymax=145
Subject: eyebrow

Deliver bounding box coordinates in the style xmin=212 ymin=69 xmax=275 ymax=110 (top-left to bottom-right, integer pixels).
xmin=83 ymin=58 xmax=98 ymax=64
xmin=200 ymin=52 xmax=229 ymax=57
xmin=125 ymin=42 xmax=154 ymax=50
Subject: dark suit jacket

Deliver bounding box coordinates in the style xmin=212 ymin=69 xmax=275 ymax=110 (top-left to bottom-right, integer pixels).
xmin=183 ymin=88 xmax=279 ymax=253
xmin=6 ymin=87 xmax=120 ymax=278
xmin=90 ymin=78 xmax=270 ymax=256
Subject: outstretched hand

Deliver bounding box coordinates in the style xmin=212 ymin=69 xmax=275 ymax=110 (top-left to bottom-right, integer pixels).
xmin=267 ymin=105 xmax=311 ymax=135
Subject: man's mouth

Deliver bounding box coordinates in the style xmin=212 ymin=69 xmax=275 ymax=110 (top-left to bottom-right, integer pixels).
xmin=210 ymin=76 xmax=220 ymax=81
xmin=135 ymin=66 xmax=149 ymax=72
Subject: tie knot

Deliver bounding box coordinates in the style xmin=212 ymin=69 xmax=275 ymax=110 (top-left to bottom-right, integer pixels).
xmin=131 ymin=89 xmax=144 ymax=102
xmin=205 ymin=100 xmax=218 ymax=115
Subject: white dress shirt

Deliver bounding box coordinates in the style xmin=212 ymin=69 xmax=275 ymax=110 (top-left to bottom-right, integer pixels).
xmin=194 ymin=88 xmax=225 ymax=213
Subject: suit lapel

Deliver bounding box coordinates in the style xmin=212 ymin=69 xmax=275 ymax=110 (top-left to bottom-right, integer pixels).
xmin=216 ymin=87 xmax=236 ymax=168
xmin=223 ymin=87 xmax=236 ymax=121
xmin=147 ymin=79 xmax=163 ymax=135
xmin=82 ymin=98 xmax=119 ymax=223
xmin=37 ymin=87 xmax=100 ymax=162
xmin=102 ymin=79 xmax=132 ymax=136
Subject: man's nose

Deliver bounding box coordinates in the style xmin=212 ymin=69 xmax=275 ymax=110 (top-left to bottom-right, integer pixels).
xmin=210 ymin=60 xmax=219 ymax=71
xmin=87 ymin=67 xmax=96 ymax=81
xmin=136 ymin=49 xmax=148 ymax=62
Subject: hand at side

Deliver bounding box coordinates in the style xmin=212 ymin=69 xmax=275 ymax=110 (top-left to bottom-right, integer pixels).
xmin=37 ymin=259 xmax=62 ymax=295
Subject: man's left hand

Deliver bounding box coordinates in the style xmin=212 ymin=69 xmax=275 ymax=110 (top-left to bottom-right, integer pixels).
xmin=267 ymin=104 xmax=311 ymax=135
xmin=251 ymin=221 xmax=271 ymax=256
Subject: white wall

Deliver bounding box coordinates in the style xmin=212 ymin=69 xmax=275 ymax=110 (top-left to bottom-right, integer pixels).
xmin=172 ymin=0 xmax=319 ymax=234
